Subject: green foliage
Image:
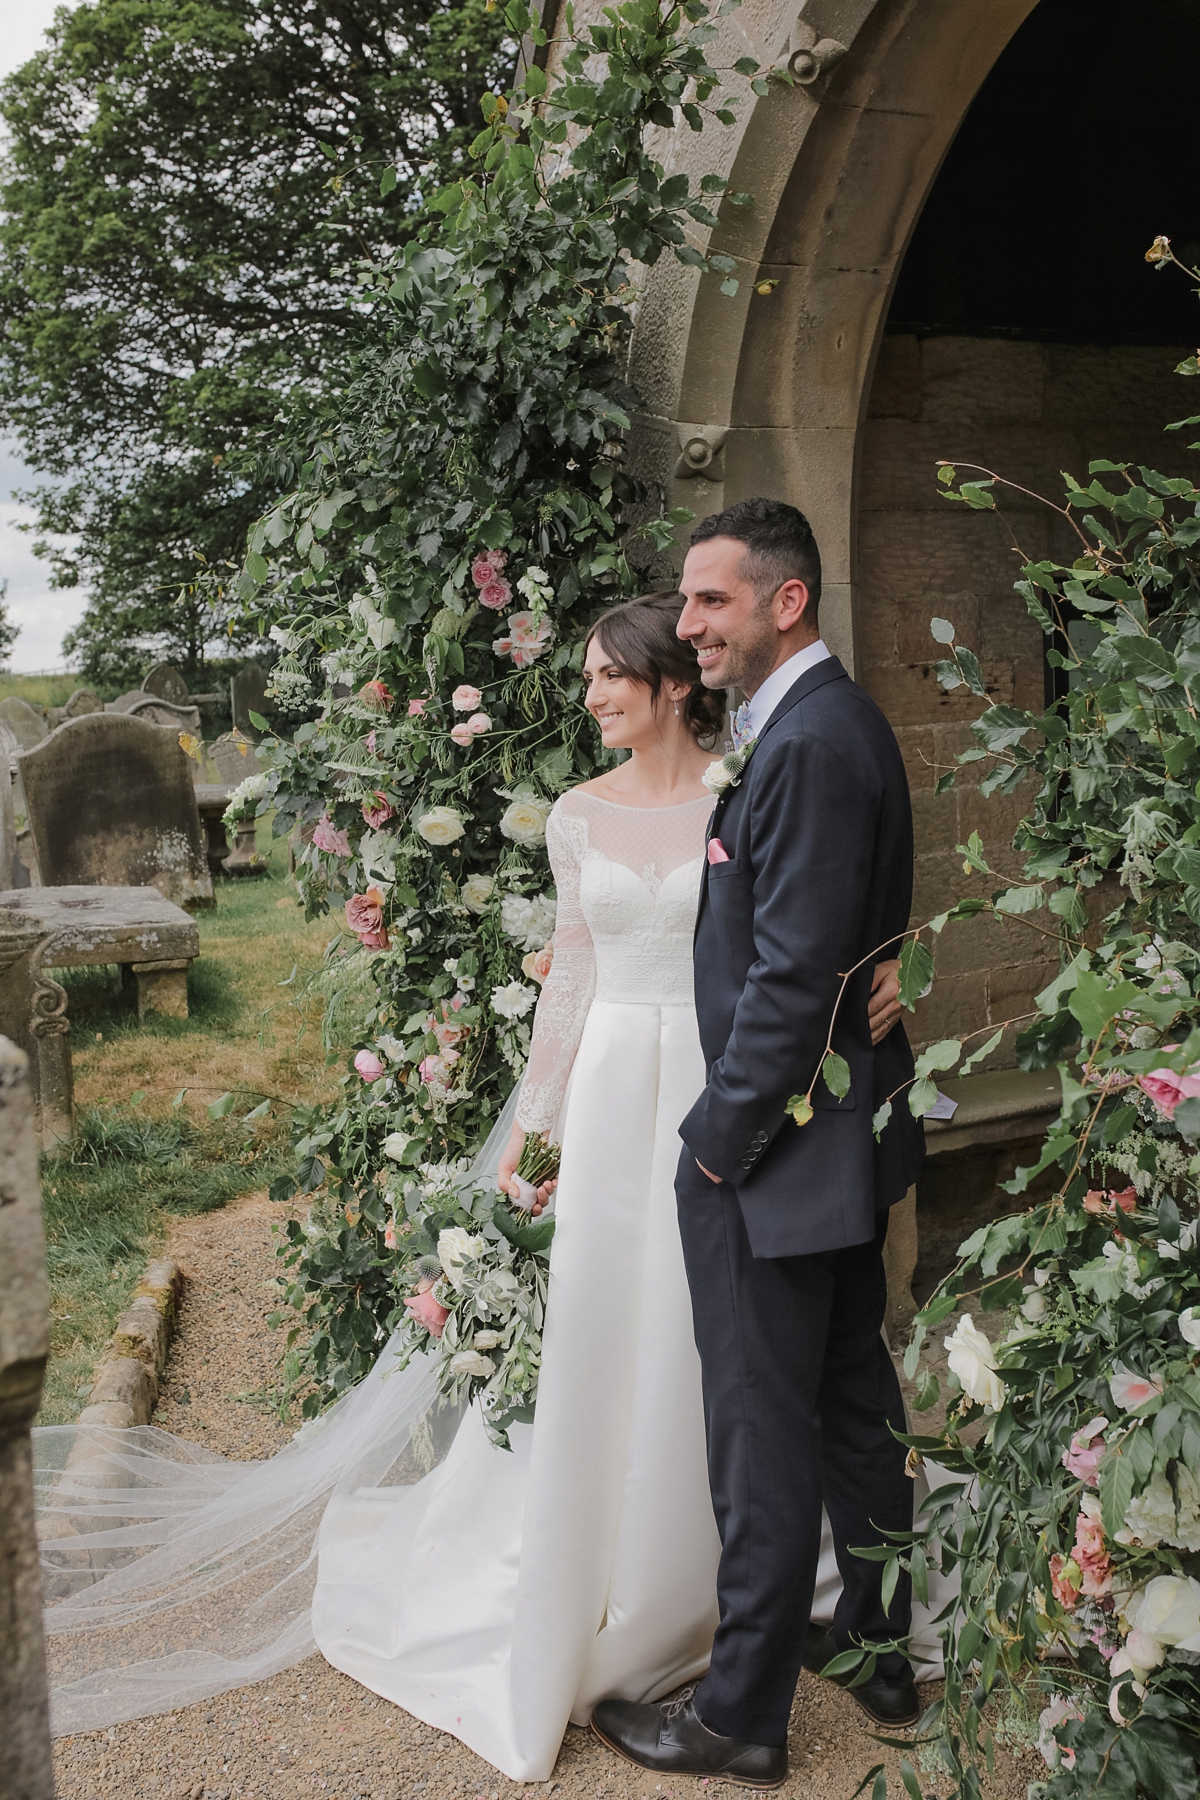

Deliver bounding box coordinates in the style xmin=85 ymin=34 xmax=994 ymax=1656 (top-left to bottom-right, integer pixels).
xmin=882 ymin=315 xmax=1200 ymax=1797
xmin=254 ymin=0 xmax=768 ymax=1404
xmin=0 ymin=0 xmax=515 ymax=682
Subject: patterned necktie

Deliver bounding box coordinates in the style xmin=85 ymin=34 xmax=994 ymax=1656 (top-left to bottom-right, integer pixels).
xmin=730 ymin=701 xmax=754 ymax=750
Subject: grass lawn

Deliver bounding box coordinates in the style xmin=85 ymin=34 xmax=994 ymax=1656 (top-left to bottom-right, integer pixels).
xmin=37 ymin=821 xmax=348 ymax=1423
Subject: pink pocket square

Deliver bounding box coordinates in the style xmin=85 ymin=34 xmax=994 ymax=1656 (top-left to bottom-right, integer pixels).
xmin=707 ymin=838 xmax=730 ymax=865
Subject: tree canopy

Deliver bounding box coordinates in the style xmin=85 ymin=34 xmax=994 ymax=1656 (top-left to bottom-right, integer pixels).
xmin=0 ymin=0 xmax=515 ymax=685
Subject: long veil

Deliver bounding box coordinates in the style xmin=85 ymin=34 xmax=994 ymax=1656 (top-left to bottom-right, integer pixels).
xmin=33 ymin=1087 xmax=523 ymax=1736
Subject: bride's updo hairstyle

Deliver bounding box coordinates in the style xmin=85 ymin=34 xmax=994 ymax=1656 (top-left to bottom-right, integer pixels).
xmin=585 ymin=591 xmax=725 ymax=745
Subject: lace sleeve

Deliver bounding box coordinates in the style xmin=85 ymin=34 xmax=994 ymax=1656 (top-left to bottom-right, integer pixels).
xmin=515 ymin=803 xmax=595 ymax=1134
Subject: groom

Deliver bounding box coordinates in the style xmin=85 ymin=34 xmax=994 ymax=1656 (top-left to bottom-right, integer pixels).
xmin=592 ymin=498 xmax=925 ymax=1786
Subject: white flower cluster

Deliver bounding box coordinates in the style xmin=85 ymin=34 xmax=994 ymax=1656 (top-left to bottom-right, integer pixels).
xmin=516 ymin=566 xmax=553 ymax=611
xmin=500 ymin=891 xmax=556 ymax=951
xmin=223 ymin=771 xmax=270 ymax=824
xmin=1120 ymin=1464 xmax=1200 ymax=1552
xmin=266 ymin=664 xmax=312 ymax=708
xmin=491 ymin=981 xmax=537 ymax=1021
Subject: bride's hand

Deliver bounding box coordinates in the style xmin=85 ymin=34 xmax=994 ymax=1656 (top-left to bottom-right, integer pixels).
xmin=497 ymin=1120 xmax=557 ymax=1216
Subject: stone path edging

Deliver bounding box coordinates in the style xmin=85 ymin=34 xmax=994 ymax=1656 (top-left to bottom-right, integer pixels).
xmin=77 ymin=1258 xmax=185 ymax=1428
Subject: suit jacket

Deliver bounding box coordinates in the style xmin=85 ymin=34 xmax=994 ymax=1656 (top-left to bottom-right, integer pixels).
xmin=680 ymin=656 xmax=924 ymax=1258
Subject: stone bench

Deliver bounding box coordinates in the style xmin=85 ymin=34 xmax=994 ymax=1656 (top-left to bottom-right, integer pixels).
xmin=0 ymin=886 xmax=200 ymax=1021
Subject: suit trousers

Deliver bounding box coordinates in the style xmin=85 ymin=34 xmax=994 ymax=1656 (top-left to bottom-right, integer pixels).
xmin=675 ymin=1154 xmax=913 ymax=1747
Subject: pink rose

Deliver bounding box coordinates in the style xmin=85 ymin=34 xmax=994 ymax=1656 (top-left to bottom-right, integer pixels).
xmin=361 ymin=793 xmax=394 ymax=829
xmin=384 ymin=1219 xmax=398 ymax=1250
xmin=354 ymin=1048 xmax=386 ymax=1082
xmin=407 ymin=698 xmax=427 ymax=717
xmin=1137 ymin=1060 xmax=1200 ymax=1120
xmin=471 ymin=557 xmax=497 ymax=588
xmin=366 ymin=730 xmax=378 ymax=755
xmin=522 ymin=942 xmax=554 ymax=984
xmin=466 ymin=712 xmax=492 ymax=735
xmin=479 ymin=577 xmax=513 ymax=612
xmin=313 ymin=816 xmax=352 ymax=857
xmin=452 ymin=684 xmax=482 ymax=712
xmin=405 ymin=1279 xmax=450 ymax=1338
xmin=1109 ymin=1364 xmax=1164 ymax=1411
xmin=450 ymin=721 xmax=476 ymax=747
xmin=1109 ymin=1187 xmax=1137 ymax=1214
xmin=1073 ymin=1499 xmax=1112 ymax=1598
xmin=359 ymin=679 xmax=393 ymax=712
xmin=418 ymin=1054 xmax=449 ymax=1086
xmin=1063 ymin=1415 xmax=1108 ymax=1486
xmin=345 ymin=886 xmax=389 ymax=950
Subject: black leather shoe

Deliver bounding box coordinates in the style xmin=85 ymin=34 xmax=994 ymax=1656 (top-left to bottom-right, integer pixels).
xmin=803 ymin=1625 xmax=920 ymax=1728
xmin=592 ymin=1690 xmax=787 ymax=1788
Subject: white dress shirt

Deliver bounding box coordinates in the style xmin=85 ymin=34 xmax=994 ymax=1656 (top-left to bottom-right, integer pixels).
xmin=742 ymin=638 xmax=832 ymax=739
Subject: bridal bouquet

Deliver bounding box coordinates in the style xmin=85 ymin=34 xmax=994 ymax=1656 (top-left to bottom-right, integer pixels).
xmin=389 ymin=1133 xmax=560 ymax=1449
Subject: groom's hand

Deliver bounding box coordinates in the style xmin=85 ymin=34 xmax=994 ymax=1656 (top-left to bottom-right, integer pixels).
xmin=696 ymin=1160 xmax=722 ymax=1184
xmin=869 ymin=959 xmax=902 ymax=1045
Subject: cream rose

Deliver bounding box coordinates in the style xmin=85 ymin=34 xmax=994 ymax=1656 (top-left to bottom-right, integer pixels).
xmin=416 ymin=805 xmax=466 ymax=846
xmin=461 ymin=873 xmax=495 ymax=913
xmin=381 ymin=1131 xmax=411 ymax=1162
xmin=449 ymin=1350 xmax=495 ymax=1379
xmin=1128 ymin=1573 xmax=1200 ymax=1650
xmin=499 ymin=795 xmax=552 ymax=844
xmin=437 ymin=1226 xmax=485 ymax=1288
xmin=944 ymin=1315 xmax=1008 ymax=1411
xmin=1179 ymin=1306 xmax=1200 ymax=1349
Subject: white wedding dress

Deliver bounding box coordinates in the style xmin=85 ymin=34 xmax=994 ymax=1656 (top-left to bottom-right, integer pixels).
xmin=35 ymin=788 xmax=935 ymax=1768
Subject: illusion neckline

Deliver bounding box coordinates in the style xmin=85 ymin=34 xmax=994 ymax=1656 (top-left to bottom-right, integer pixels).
xmin=570 ymin=790 xmax=714 ymax=813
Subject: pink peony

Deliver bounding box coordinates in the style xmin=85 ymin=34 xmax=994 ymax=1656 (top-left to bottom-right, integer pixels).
xmin=407 ymin=698 xmax=427 ymax=717
xmin=1063 ymin=1415 xmax=1109 ymax=1486
xmin=405 ymin=1279 xmax=450 ymax=1338
xmin=361 ymin=792 xmax=394 ymax=829
xmin=359 ymin=679 xmax=393 ymax=712
xmin=1109 ymin=1363 xmax=1165 ymax=1411
xmin=1050 ymin=1553 xmax=1081 ymax=1610
xmin=345 ymin=886 xmax=389 ymax=950
xmin=479 ymin=577 xmax=513 ymax=612
xmin=1137 ymin=1059 xmax=1200 ymax=1120
xmin=466 ymin=712 xmax=492 ymax=735
xmin=1073 ymin=1499 xmax=1113 ymax=1598
xmin=313 ymin=815 xmax=352 ymax=857
xmin=493 ymin=611 xmax=553 ymax=668
xmin=354 ymin=1048 xmax=386 ymax=1082
xmin=450 ymin=721 xmax=476 ymax=747
xmin=451 ymin=684 xmax=482 ymax=712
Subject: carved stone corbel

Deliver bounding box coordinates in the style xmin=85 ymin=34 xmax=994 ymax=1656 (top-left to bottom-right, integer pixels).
xmin=0 ymin=914 xmax=73 ymax=1152
xmin=674 ymin=424 xmax=729 ymax=482
xmin=786 ymin=17 xmax=848 ymax=86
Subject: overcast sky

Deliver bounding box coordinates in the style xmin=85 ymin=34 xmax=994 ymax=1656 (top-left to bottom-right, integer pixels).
xmin=0 ymin=0 xmax=86 ymax=670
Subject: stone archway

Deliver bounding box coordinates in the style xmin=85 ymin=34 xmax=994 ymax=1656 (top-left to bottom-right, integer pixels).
xmin=630 ymin=0 xmax=1039 ymax=668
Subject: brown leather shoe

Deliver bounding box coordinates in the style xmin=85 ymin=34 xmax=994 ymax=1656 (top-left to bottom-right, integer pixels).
xmin=592 ymin=1690 xmax=787 ymax=1789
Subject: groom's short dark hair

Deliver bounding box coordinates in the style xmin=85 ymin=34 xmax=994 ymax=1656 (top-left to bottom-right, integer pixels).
xmin=691 ymin=497 xmax=822 ymax=620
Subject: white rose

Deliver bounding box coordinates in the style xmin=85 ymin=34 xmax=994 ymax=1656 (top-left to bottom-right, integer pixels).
xmin=381 ymin=1131 xmax=410 ymax=1162
xmin=376 ymin=1033 xmax=405 ymax=1063
xmin=702 ymin=757 xmax=738 ymax=795
xmin=944 ymin=1315 xmax=1008 ymax=1411
xmin=1122 ymin=1629 xmax=1165 ymax=1675
xmin=1179 ymin=1306 xmax=1200 ymax=1349
xmin=491 ymin=981 xmax=536 ymax=1021
xmin=416 ymin=805 xmax=466 ymax=846
xmin=472 ymin=1330 xmax=503 ymax=1350
xmin=1129 ymin=1574 xmax=1200 ymax=1649
xmin=1021 ymin=1286 xmax=1046 ymax=1322
xmin=499 ymin=795 xmax=551 ymax=844
xmin=461 ymin=873 xmax=495 ymax=912
xmin=1108 ymin=1678 xmax=1145 ymax=1726
xmin=449 ymin=1350 xmax=494 ymax=1379
xmin=437 ymin=1226 xmax=485 ymax=1288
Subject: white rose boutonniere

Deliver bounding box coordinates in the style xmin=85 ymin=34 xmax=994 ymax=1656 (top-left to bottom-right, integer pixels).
xmin=702 ymin=740 xmax=757 ymax=796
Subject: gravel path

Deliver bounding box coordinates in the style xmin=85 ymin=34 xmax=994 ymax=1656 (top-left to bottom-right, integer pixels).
xmin=51 ymin=1193 xmax=1038 ymax=1800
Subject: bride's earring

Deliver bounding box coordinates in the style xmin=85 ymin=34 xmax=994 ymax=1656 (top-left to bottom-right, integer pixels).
xmin=673 ymin=701 xmax=680 ymax=717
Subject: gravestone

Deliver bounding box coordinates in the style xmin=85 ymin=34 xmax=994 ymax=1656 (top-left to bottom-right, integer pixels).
xmin=61 ymin=688 xmax=102 ymax=720
xmin=0 ymin=696 xmax=48 ymax=752
xmin=104 ymin=689 xmax=201 ymax=734
xmin=143 ymin=661 xmax=189 ymax=703
xmin=0 ymin=722 xmax=16 ymax=888
xmin=19 ymin=714 xmax=214 ymax=910
xmin=209 ymin=731 xmax=263 ymax=783
xmin=0 ymin=717 xmax=36 ymax=886
xmin=0 ymin=1035 xmax=54 ymax=1800
xmin=230 ymin=661 xmax=272 ymax=735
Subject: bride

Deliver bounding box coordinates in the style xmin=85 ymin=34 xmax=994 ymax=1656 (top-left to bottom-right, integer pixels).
xmin=35 ymin=593 xmax=905 ymax=1778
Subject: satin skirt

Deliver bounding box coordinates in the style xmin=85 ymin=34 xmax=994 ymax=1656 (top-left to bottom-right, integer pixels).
xmin=312 ymin=999 xmax=852 ymax=1780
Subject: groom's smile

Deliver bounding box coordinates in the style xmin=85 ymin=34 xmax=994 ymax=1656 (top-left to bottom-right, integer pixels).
xmin=677 ymin=535 xmax=817 ymax=697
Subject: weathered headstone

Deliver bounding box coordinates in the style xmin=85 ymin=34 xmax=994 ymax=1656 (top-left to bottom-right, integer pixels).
xmin=209 ymin=731 xmax=263 ymax=783
xmin=63 ymin=687 xmax=102 ymax=718
xmin=0 ymin=1035 xmax=54 ymax=1800
xmin=104 ymin=690 xmax=201 ymax=734
xmin=230 ymin=661 xmax=272 ymax=735
xmin=19 ymin=714 xmax=214 ymax=911
xmin=143 ymin=661 xmax=189 ymax=703
xmin=0 ymin=696 xmax=48 ymax=752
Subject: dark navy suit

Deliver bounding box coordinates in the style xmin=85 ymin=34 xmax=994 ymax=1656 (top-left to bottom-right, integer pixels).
xmin=676 ymin=655 xmax=923 ymax=1746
